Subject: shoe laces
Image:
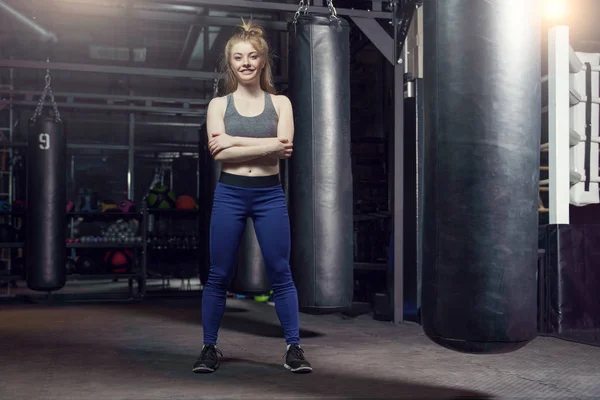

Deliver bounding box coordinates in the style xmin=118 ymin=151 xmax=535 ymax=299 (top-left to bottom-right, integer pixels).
xmin=285 ymin=345 xmax=305 ymax=360
xmin=200 ymin=345 xmax=223 ymax=361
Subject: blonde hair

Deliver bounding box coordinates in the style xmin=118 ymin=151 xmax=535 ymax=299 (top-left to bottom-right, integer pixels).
xmin=222 ymin=19 xmax=276 ymax=95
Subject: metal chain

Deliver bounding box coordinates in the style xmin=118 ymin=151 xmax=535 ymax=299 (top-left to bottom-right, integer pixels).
xmin=292 ymin=1 xmax=338 ymax=25
xmin=31 ymin=68 xmax=61 ymax=123
xmin=199 ymin=70 xmax=222 ymax=129
xmin=212 ymin=70 xmax=222 ymax=98
xmin=293 ymin=0 xmax=309 ymax=25
xmin=326 ymin=0 xmax=338 ymax=21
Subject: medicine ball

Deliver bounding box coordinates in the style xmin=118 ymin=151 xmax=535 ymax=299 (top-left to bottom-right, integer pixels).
xmin=104 ymin=249 xmax=133 ymax=273
xmin=146 ymin=186 xmax=176 ymax=209
xmin=118 ymin=199 xmax=136 ymax=213
xmin=176 ymin=195 xmax=198 ymax=210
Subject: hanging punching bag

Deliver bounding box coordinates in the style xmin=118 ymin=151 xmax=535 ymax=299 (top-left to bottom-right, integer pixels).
xmin=231 ymin=218 xmax=271 ymax=295
xmin=287 ymin=14 xmax=353 ymax=313
xmin=27 ymin=115 xmax=67 ymax=291
xmin=198 ymin=123 xmax=212 ymax=285
xmin=421 ymin=0 xmax=541 ymax=353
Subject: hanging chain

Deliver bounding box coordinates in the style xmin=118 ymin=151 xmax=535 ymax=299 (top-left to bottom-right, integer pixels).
xmin=293 ymin=0 xmax=309 ymax=25
xmin=293 ymin=1 xmax=337 ymax=25
xmin=326 ymin=0 xmax=338 ymax=21
xmin=212 ymin=71 xmax=220 ymax=98
xmin=199 ymin=70 xmax=222 ymax=129
xmin=31 ymin=67 xmax=61 ymax=123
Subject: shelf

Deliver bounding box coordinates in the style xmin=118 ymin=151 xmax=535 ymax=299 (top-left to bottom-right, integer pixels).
xmin=67 ymin=212 xmax=143 ymax=218
xmin=0 ymin=274 xmax=23 ymax=280
xmin=147 ymin=208 xmax=199 ymax=214
xmin=4 ymin=210 xmax=195 ymax=217
xmin=67 ymin=273 xmax=140 ymax=280
xmin=0 ymin=242 xmax=25 ymax=248
xmin=67 ymin=243 xmax=144 ymax=249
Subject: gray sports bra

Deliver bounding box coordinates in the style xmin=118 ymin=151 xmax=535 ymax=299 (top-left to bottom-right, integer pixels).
xmin=223 ymin=92 xmax=278 ymax=138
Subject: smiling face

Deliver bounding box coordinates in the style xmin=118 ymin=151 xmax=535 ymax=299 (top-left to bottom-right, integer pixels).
xmin=228 ymin=41 xmax=265 ymax=87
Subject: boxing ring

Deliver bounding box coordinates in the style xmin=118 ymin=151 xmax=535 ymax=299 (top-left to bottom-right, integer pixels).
xmin=539 ymin=25 xmax=600 ymax=347
xmin=541 ymin=25 xmax=600 ymax=223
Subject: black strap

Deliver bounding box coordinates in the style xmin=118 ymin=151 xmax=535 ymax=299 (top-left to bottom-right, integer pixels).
xmin=584 ymin=63 xmax=592 ymax=191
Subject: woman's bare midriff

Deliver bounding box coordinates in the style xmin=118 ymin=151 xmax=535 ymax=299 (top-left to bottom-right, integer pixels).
xmin=221 ymin=155 xmax=279 ymax=177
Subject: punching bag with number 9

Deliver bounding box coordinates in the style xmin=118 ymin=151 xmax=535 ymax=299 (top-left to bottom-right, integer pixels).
xmin=27 ymin=115 xmax=66 ymax=291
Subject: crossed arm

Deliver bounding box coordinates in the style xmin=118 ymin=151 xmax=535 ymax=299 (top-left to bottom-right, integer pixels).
xmin=207 ymin=95 xmax=294 ymax=163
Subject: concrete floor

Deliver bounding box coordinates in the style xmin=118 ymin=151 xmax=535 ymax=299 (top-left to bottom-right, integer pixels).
xmin=0 ymin=285 xmax=599 ymax=399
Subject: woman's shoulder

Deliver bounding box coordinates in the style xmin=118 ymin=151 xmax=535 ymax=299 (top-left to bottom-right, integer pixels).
xmin=269 ymin=93 xmax=292 ymax=108
xmin=208 ymin=95 xmax=228 ymax=109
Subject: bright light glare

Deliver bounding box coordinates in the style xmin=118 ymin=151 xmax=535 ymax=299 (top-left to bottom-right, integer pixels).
xmin=544 ymin=0 xmax=569 ymax=20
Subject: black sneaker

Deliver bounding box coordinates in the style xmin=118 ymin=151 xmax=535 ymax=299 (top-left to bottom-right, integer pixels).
xmin=192 ymin=344 xmax=222 ymax=373
xmin=284 ymin=344 xmax=313 ymax=373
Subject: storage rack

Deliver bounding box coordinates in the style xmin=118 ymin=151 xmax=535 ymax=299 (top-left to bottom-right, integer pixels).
xmin=0 ymin=69 xmax=207 ymax=301
xmin=0 ymin=206 xmax=205 ymax=302
xmin=66 ymin=210 xmax=148 ymax=300
xmin=0 ymin=66 xmax=23 ymax=297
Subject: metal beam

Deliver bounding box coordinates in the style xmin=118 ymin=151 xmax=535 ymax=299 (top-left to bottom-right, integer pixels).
xmin=0 ymin=59 xmax=285 ymax=82
xmin=0 ymin=59 xmax=217 ymax=80
xmin=395 ymin=0 xmax=420 ymax=56
xmin=136 ymin=0 xmax=393 ymax=19
xmin=351 ymin=17 xmax=393 ymax=65
xmin=128 ymin=113 xmax=135 ymax=199
xmin=200 ymin=26 xmax=233 ymax=73
xmin=179 ymin=25 xmax=203 ymax=68
xmin=391 ymin=0 xmax=404 ymax=325
xmin=189 ymin=15 xmax=287 ymax=30
xmin=2 ymin=100 xmax=205 ymax=116
xmin=392 ymin=61 xmax=404 ymax=325
xmin=66 ymin=143 xmax=200 ymax=153
xmin=0 ymin=89 xmax=209 ymax=106
xmin=34 ymin=2 xmax=289 ymax=30
xmin=0 ymin=0 xmax=58 ymax=43
xmin=48 ymin=118 xmax=202 ymax=127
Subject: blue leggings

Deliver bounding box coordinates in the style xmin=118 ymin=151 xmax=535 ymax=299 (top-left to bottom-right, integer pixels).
xmin=202 ymin=172 xmax=300 ymax=345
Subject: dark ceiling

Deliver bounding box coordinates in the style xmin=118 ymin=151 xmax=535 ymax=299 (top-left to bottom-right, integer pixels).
xmin=0 ymin=0 xmax=296 ymax=96
xmin=2 ymin=0 xmax=599 ymax=125
xmin=0 ymin=1 xmax=386 ymax=73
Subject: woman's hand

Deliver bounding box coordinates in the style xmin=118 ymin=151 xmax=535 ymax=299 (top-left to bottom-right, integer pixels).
xmin=273 ymin=138 xmax=293 ymax=159
xmin=209 ymin=132 xmax=236 ymax=155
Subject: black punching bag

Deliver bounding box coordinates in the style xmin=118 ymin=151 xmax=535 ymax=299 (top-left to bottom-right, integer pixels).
xmin=287 ymin=15 xmax=353 ymax=312
xmin=231 ymin=218 xmax=271 ymax=295
xmin=27 ymin=115 xmax=67 ymax=291
xmin=421 ymin=0 xmax=541 ymax=353
xmin=198 ymin=124 xmax=212 ymax=285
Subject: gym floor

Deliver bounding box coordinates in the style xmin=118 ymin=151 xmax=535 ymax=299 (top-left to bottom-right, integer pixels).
xmin=1 ymin=281 xmax=599 ymax=400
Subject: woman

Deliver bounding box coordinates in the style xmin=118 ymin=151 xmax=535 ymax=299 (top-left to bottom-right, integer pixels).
xmin=192 ymin=20 xmax=312 ymax=374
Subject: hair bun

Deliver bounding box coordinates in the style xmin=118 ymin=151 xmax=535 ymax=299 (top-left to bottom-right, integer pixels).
xmin=239 ymin=19 xmax=265 ymax=38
